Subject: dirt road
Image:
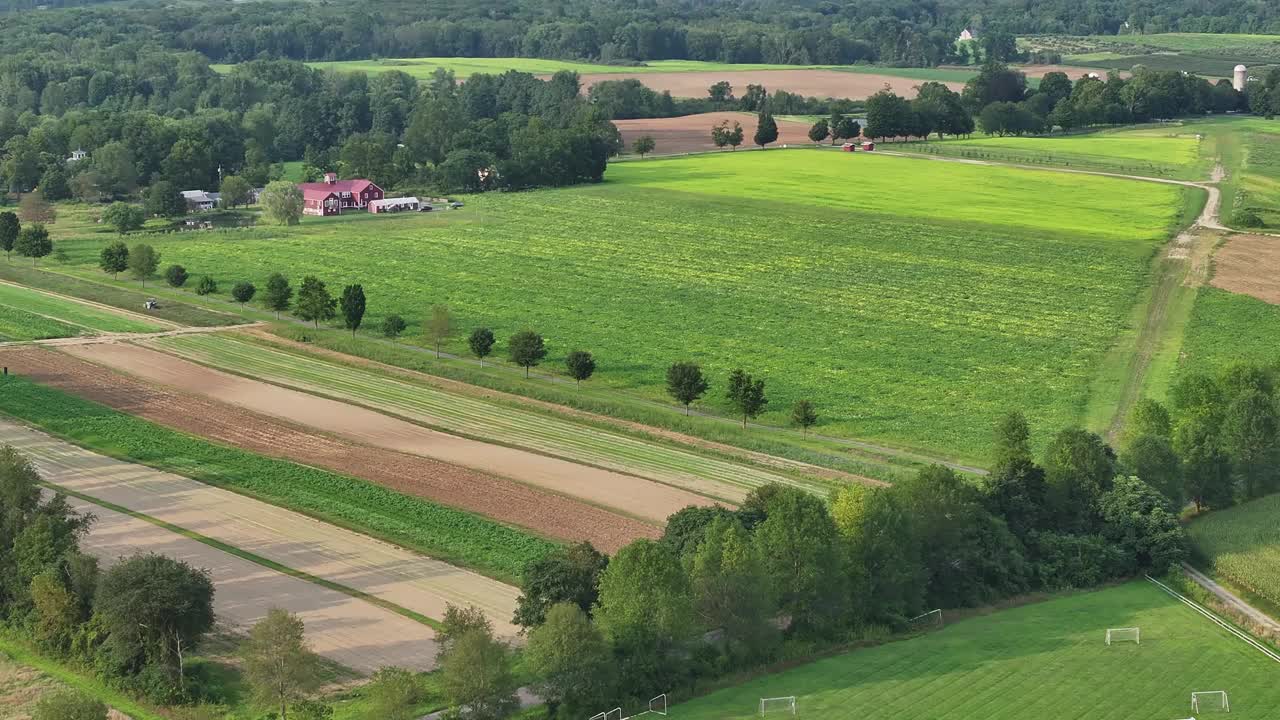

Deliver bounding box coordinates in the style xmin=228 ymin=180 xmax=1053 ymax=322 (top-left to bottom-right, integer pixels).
xmin=63 ymin=341 xmax=718 ymax=520
xmin=1182 ymin=563 xmax=1280 ymax=637
xmin=2 ymin=346 xmax=657 ymax=550
xmin=67 ymin=494 xmax=438 ymax=674
xmin=0 ymin=418 xmax=522 ymax=638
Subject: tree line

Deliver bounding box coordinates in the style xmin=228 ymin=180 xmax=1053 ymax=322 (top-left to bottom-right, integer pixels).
xmin=1 ymin=59 xmax=620 ymax=205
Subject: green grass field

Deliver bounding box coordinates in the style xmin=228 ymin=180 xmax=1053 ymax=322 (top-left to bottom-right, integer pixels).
xmin=0 ymin=280 xmax=165 ymax=335
xmin=901 ymin=126 xmax=1210 ymax=179
xmin=53 ymin=150 xmax=1185 ymax=461
xmin=1027 ymin=33 xmax=1280 ymax=75
xmin=148 ymin=333 xmax=827 ymax=498
xmin=670 ymin=581 xmax=1280 ymax=720
xmin=210 ymin=57 xmax=976 ymax=84
xmin=1190 ymin=493 xmax=1280 ymax=611
xmin=0 ymin=375 xmax=554 ymax=580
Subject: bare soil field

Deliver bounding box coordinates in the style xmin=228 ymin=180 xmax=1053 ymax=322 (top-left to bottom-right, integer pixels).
xmin=617 ymin=111 xmax=817 ymax=155
xmin=1210 ymin=234 xmax=1280 ymax=303
xmin=569 ymin=69 xmax=963 ymax=99
xmin=1 ymin=346 xmax=654 ymax=551
xmin=61 ymin=493 xmax=438 ymax=675
xmin=0 ymin=416 xmax=520 ymax=640
xmin=63 ymin=341 xmax=711 ymax=522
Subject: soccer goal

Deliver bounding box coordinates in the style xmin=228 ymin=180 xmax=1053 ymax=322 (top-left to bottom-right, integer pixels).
xmin=909 ymin=609 xmax=943 ymax=629
xmin=1191 ymin=690 xmax=1230 ymax=713
xmin=1105 ymin=627 xmax=1141 ymax=645
xmin=646 ymin=694 xmax=668 ymax=717
xmin=589 ymin=708 xmax=622 ymax=720
xmin=760 ymin=696 xmax=797 ymax=716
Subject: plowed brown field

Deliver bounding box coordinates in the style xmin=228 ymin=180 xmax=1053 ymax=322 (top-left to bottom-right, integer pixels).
xmin=616 ymin=111 xmax=818 ymax=155
xmin=1 ymin=346 xmax=657 ymax=551
xmin=575 ymin=69 xmax=962 ymax=99
xmin=1210 ymin=234 xmax=1280 ymax=304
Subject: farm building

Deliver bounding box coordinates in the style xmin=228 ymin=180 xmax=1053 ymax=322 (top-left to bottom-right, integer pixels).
xmin=957 ymin=28 xmax=976 ymax=41
xmin=181 ymin=190 xmax=218 ymax=212
xmin=369 ymin=197 xmax=423 ymax=213
xmin=298 ymin=172 xmax=383 ymax=216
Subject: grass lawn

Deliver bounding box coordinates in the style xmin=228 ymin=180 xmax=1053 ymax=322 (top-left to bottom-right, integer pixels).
xmin=50 ymin=149 xmax=1184 ymax=462
xmin=1189 ymin=492 xmax=1280 ymax=611
xmin=898 ymin=125 xmax=1210 ymax=180
xmin=670 ymin=581 xmax=1280 ymax=720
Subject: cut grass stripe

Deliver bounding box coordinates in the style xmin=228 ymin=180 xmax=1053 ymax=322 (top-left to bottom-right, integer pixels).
xmin=47 ymin=482 xmax=443 ymax=631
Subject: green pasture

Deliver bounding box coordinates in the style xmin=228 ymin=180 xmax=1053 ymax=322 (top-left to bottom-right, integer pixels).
xmin=148 ymin=332 xmax=823 ymax=499
xmin=670 ymin=581 xmax=1280 ymax=720
xmin=1190 ymin=493 xmax=1280 ymax=611
xmin=900 ymin=126 xmax=1210 ymax=179
xmin=0 ymin=375 xmax=553 ymax=580
xmin=50 ymin=150 xmax=1187 ymax=461
xmin=0 ymin=282 xmax=163 ymax=335
xmin=1178 ymin=288 xmax=1280 ymax=379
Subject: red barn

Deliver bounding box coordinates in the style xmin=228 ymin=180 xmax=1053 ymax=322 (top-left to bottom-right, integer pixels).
xmin=299 ymin=172 xmax=384 ymax=216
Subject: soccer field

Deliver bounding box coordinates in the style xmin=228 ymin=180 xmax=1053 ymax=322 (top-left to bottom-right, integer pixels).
xmin=670 ymin=581 xmax=1280 ymax=720
xmin=54 ymin=149 xmax=1186 ymax=461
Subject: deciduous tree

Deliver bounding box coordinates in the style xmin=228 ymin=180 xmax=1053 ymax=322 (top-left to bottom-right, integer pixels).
xmin=18 ymin=190 xmax=54 ymax=224
xmin=0 ymin=211 xmax=18 ymax=259
xmin=791 ymin=399 xmax=817 ymax=435
xmin=665 ymin=361 xmax=708 ymax=415
xmin=726 ymin=369 xmax=767 ymax=428
xmin=524 ymin=603 xmax=616 ymax=719
xmin=219 ymin=175 xmax=252 ymax=208
xmin=241 ymin=608 xmax=324 ymax=720
xmin=632 ymin=135 xmax=656 ymax=158
xmin=508 ymin=329 xmax=546 ymax=377
xmin=565 ymin=350 xmax=596 ymax=387
xmin=807 ymin=119 xmax=829 ymax=144
xmin=513 ymin=542 xmax=608 ymax=629
xmin=103 ymin=202 xmax=144 ymax=234
xmin=427 ymin=304 xmax=450 ymax=357
xmin=753 ymin=112 xmax=778 ymax=148
xmin=15 ymin=224 xmax=52 ymax=265
xmin=689 ymin=516 xmax=778 ymax=664
xmin=165 ymin=264 xmax=188 ymax=288
xmin=438 ymin=608 xmax=519 ymax=720
xmin=260 ymin=180 xmax=304 ymax=226
xmin=362 ymin=667 xmax=421 ymax=720
xmin=232 ymin=281 xmax=257 ymax=304
xmin=99 ymin=241 xmax=129 ymax=278
xmin=264 ymin=273 xmax=293 ymax=318
xmin=340 ymin=284 xmax=366 ymax=336
xmin=128 ymin=243 xmax=160 ymax=285
xmin=469 ymin=327 xmax=495 ymax=364
xmin=382 ymin=314 xmax=407 ymax=340
xmin=145 ymin=180 xmax=187 ymax=218
xmin=753 ymin=487 xmax=845 ymax=635
xmin=196 ymin=275 xmax=217 ymax=296
xmin=295 ymin=276 xmax=336 ymax=328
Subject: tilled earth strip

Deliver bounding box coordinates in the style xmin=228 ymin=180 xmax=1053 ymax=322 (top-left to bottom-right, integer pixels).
xmin=2 ymin=346 xmax=658 ymax=551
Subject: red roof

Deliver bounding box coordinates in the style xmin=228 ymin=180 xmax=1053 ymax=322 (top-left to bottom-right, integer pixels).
xmin=298 ymin=179 xmax=377 ymax=195
xmin=301 ymin=188 xmax=337 ymax=202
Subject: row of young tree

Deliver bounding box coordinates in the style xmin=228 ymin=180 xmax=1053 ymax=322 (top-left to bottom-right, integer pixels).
xmin=497 ymin=409 xmax=1189 ymax=718
xmin=0 ymin=210 xmax=53 ymax=264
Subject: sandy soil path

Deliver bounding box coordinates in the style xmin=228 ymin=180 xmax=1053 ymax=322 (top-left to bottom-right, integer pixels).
xmin=0 ymin=418 xmax=522 ymax=638
xmin=65 ymin=494 xmax=438 ymax=675
xmin=2 ymin=346 xmax=656 ymax=550
xmin=64 ymin=342 xmax=716 ymax=521
xmin=1181 ymin=564 xmax=1280 ymax=637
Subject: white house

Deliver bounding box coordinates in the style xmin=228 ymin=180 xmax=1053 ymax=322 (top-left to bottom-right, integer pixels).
xmin=181 ymin=190 xmax=218 ymax=212
xmin=67 ymin=148 xmax=87 ymax=163
xmin=957 ymin=28 xmax=976 ymax=42
xmin=369 ymin=196 xmax=422 ymax=213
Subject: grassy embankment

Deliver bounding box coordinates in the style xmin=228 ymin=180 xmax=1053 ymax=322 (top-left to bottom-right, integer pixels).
xmin=0 ymin=374 xmax=554 ymax=581
xmin=43 ymin=149 xmax=1184 ymax=464
xmin=670 ymin=580 xmax=1280 ymax=720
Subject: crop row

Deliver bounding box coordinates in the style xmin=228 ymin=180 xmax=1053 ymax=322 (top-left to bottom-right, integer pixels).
xmin=0 ymin=282 xmax=163 ymax=335
xmin=151 ymin=333 xmax=822 ymax=497
xmin=0 ymin=304 xmax=82 ymax=341
xmin=1188 ymin=493 xmax=1280 ymax=608
xmin=0 ymin=375 xmax=555 ymax=581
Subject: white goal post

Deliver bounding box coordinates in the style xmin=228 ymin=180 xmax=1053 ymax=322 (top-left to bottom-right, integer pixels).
xmin=760 ymin=696 xmax=797 ymax=716
xmin=1105 ymin=627 xmax=1141 ymax=645
xmin=1192 ymin=690 xmax=1230 ymax=713
xmin=647 ymin=694 xmax=668 ymax=716
xmin=589 ymin=708 xmax=622 ymax=720
xmin=909 ymin=609 xmax=943 ymax=628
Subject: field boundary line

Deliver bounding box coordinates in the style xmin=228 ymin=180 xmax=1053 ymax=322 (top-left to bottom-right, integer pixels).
xmin=42 ymin=480 xmax=444 ymax=631
xmin=1145 ymin=574 xmax=1280 ymax=663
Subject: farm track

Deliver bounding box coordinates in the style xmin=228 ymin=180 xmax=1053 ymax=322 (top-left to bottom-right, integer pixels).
xmin=0 ymin=416 xmax=521 ymax=639
xmin=8 ymin=320 xmax=265 ymax=347
xmin=61 ymin=492 xmax=439 ymax=675
xmin=1182 ymin=564 xmax=1280 ymax=637
xmin=62 ymin=340 xmax=718 ymax=521
xmin=0 ymin=346 xmax=655 ymax=551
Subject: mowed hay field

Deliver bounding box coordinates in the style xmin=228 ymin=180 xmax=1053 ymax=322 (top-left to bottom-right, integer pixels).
xmin=670 ymin=582 xmax=1280 ymax=720
xmin=1189 ymin=493 xmax=1280 ymax=610
xmin=0 ymin=282 xmax=164 ymax=340
xmin=70 ymin=150 xmax=1187 ymax=460
xmin=905 ymin=126 xmax=1210 ymax=179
